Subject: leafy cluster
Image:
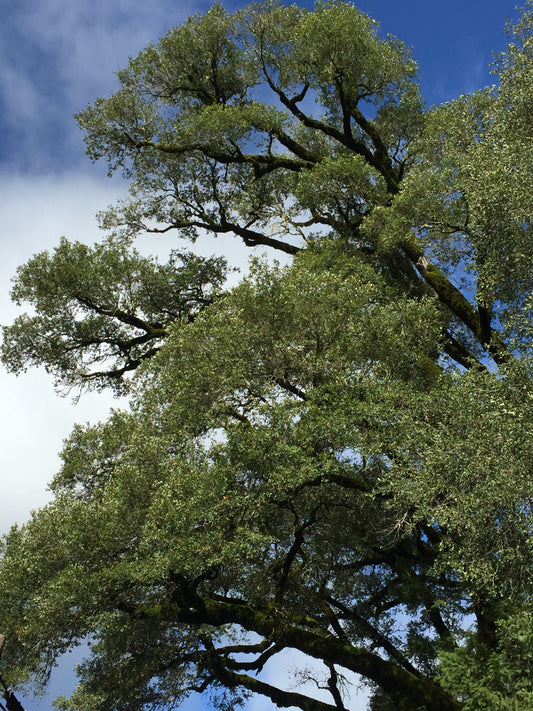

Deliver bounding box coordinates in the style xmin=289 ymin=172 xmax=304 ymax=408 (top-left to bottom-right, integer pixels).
xmin=2 ymin=238 xmax=227 ymax=393
xmin=1 ymin=2 xmax=533 ymax=711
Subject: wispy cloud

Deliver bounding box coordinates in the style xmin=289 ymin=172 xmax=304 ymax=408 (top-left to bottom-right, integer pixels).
xmin=0 ymin=0 xmax=210 ymax=172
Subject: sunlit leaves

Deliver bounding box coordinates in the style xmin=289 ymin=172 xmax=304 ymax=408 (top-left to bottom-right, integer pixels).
xmin=1 ymin=3 xmax=533 ymax=710
xmin=1 ymin=238 xmax=227 ymax=393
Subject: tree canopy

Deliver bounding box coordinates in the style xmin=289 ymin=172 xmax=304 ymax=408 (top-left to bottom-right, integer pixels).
xmin=1 ymin=2 xmax=533 ymax=710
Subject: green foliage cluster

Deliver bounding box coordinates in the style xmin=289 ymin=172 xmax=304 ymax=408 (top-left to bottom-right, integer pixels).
xmin=1 ymin=2 xmax=533 ymax=710
xmin=2 ymin=238 xmax=227 ymax=393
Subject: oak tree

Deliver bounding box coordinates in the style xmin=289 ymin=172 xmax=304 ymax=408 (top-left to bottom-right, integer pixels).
xmin=1 ymin=2 xmax=533 ymax=710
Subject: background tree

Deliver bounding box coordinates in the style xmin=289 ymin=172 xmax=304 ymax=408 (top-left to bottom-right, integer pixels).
xmin=1 ymin=2 xmax=533 ymax=710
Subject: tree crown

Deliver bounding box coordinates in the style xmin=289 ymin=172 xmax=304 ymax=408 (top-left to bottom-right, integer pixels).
xmin=1 ymin=3 xmax=533 ymax=710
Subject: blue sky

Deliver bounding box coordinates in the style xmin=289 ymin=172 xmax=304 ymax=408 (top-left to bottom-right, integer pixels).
xmin=0 ymin=1 xmax=523 ymax=710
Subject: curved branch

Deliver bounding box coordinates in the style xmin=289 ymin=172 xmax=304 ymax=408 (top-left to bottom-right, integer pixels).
xmin=138 ymin=592 xmax=461 ymax=711
xmin=442 ymin=330 xmax=487 ymax=371
xmin=151 ymin=216 xmax=301 ymax=255
xmin=79 ymin=345 xmax=161 ymax=383
xmin=224 ymin=641 xmax=284 ymax=673
xmin=76 ymin=295 xmax=168 ymax=338
xmin=129 ymin=137 xmax=311 ymax=174
xmin=258 ymin=62 xmax=400 ymax=193
xmin=350 ymin=105 xmax=399 ymax=191
xmin=276 ymin=377 xmax=307 ymax=399
xmin=275 ymin=515 xmax=316 ymax=603
xmin=206 ymin=650 xmax=342 ymax=711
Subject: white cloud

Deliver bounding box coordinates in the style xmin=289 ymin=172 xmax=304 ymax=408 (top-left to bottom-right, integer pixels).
xmin=0 ymin=0 xmax=215 ymax=170
xmin=0 ymin=172 xmax=127 ymax=533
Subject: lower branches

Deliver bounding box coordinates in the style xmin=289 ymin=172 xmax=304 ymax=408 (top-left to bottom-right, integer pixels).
xmin=136 ymin=588 xmax=461 ymax=711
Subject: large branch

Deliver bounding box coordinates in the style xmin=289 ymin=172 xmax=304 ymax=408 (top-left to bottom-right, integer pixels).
xmin=220 ymin=220 xmax=301 ymax=254
xmin=325 ymin=664 xmax=348 ymax=710
xmin=349 ymin=105 xmax=399 ymax=192
xmin=76 ymin=295 xmax=168 ymax=338
xmin=150 ymin=213 xmax=301 ymax=254
xmin=220 ymin=640 xmax=283 ymax=673
xmin=135 ymin=591 xmax=461 ymax=711
xmin=325 ymin=596 xmax=421 ymax=678
xmin=403 ymin=244 xmax=510 ymax=364
xmin=259 ymin=66 xmax=400 ymax=193
xmin=204 ymin=599 xmax=460 ymax=710
xmin=129 ymin=137 xmax=312 ymax=175
xmin=442 ymin=330 xmax=486 ymax=371
xmin=79 ymin=346 xmax=161 ymax=383
xmin=205 ymin=646 xmax=342 ymax=711
xmin=275 ymin=515 xmax=316 ymax=603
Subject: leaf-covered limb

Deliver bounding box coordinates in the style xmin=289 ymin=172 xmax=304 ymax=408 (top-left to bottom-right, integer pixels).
xmin=182 ymin=596 xmax=460 ymax=711
xmin=1 ymin=238 xmax=227 ymax=392
xmin=111 ymin=579 xmax=458 ymax=711
xmin=406 ymin=246 xmax=511 ymax=363
xmin=74 ymin=294 xmax=169 ymax=338
xmin=274 ymin=514 xmax=317 ymax=603
xmin=128 ymin=136 xmax=314 ymax=175
xmin=441 ymin=329 xmax=486 ymax=371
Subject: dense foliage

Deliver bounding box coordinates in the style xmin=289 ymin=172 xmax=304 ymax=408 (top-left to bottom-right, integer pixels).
xmin=1 ymin=2 xmax=533 ymax=710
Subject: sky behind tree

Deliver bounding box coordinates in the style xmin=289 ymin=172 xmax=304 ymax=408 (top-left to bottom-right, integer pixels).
xmin=0 ymin=1 xmax=523 ymax=709
xmin=0 ymin=0 xmax=522 ymax=173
